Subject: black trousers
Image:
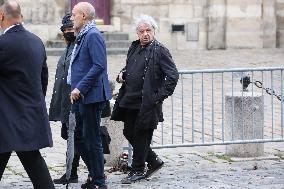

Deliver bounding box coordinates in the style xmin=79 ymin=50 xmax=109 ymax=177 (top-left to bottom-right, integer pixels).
xmin=0 ymin=150 xmax=55 ymax=189
xmin=123 ymin=109 xmax=158 ymax=172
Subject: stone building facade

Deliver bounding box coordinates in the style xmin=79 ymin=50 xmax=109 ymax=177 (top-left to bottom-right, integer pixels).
xmin=17 ymin=0 xmax=284 ymax=50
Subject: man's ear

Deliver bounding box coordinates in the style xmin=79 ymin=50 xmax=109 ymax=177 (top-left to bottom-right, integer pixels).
xmin=0 ymin=13 xmax=4 ymax=21
xmin=82 ymin=12 xmax=86 ymax=20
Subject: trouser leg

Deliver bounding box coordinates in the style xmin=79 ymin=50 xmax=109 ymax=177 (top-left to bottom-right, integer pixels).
xmin=73 ymin=103 xmax=90 ymax=173
xmin=0 ymin=152 xmax=11 ymax=180
xmin=80 ymin=102 xmax=105 ymax=186
xmin=123 ymin=109 xmax=157 ymax=171
xmin=17 ymin=150 xmax=55 ymax=189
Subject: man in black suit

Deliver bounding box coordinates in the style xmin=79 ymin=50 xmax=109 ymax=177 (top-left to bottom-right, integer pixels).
xmin=0 ymin=1 xmax=54 ymax=188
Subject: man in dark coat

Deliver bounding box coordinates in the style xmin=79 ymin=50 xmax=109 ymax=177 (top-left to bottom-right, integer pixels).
xmin=0 ymin=1 xmax=54 ymax=188
xmin=111 ymin=15 xmax=179 ymax=184
xmin=49 ymin=13 xmax=86 ymax=185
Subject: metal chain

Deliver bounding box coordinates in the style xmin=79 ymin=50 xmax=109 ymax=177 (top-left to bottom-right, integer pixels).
xmin=253 ymin=81 xmax=283 ymax=102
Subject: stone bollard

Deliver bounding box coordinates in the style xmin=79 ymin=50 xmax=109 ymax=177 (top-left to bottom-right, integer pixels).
xmin=102 ymin=100 xmax=127 ymax=167
xmin=225 ymin=92 xmax=264 ymax=157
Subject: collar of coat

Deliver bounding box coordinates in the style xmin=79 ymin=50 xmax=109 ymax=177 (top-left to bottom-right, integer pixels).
xmin=127 ymin=39 xmax=159 ymax=60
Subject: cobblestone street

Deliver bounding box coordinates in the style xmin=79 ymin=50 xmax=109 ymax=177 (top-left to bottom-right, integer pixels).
xmin=1 ymin=49 xmax=284 ymax=188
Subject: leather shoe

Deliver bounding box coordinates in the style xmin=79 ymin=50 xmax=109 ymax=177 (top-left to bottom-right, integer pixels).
xmin=85 ymin=183 xmax=107 ymax=189
xmin=81 ymin=177 xmax=91 ymax=189
xmin=53 ymin=173 xmax=78 ymax=185
xmin=81 ymin=175 xmax=107 ymax=189
xmin=121 ymin=171 xmax=145 ymax=184
xmin=145 ymin=157 xmax=164 ymax=178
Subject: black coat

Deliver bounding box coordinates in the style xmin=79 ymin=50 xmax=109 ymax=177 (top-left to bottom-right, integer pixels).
xmin=49 ymin=44 xmax=74 ymax=124
xmin=0 ymin=25 xmax=53 ymax=153
xmin=111 ymin=40 xmax=179 ymax=129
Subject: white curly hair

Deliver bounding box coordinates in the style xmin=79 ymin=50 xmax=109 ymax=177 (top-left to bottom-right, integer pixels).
xmin=134 ymin=14 xmax=158 ymax=32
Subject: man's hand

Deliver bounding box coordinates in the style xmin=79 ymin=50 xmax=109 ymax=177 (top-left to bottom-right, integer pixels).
xmin=70 ymin=88 xmax=81 ymax=104
xmin=116 ymin=72 xmax=125 ymax=83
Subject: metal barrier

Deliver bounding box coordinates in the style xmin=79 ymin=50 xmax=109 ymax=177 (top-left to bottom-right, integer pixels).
xmin=151 ymin=67 xmax=284 ymax=149
xmin=126 ymin=67 xmax=284 ymax=164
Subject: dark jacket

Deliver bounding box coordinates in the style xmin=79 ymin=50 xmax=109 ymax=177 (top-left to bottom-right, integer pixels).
xmin=49 ymin=43 xmax=74 ymax=124
xmin=0 ymin=25 xmax=53 ymax=153
xmin=111 ymin=40 xmax=179 ymax=129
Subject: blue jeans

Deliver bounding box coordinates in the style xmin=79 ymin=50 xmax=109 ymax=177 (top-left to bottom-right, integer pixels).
xmin=79 ymin=102 xmax=106 ymax=186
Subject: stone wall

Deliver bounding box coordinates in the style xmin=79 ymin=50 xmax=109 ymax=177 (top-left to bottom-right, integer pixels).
xmin=15 ymin=0 xmax=284 ymax=49
xmin=19 ymin=0 xmax=66 ymax=42
xmin=111 ymin=0 xmax=281 ymax=50
xmin=111 ymin=0 xmax=208 ymax=49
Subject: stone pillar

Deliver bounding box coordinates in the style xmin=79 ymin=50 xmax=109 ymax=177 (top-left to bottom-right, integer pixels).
xmin=102 ymin=101 xmax=127 ymax=167
xmin=225 ymin=92 xmax=264 ymax=157
xmin=207 ymin=0 xmax=227 ymax=49
xmin=226 ymin=0 xmax=263 ymax=48
xmin=263 ymin=0 xmax=277 ymax=48
xmin=276 ymin=0 xmax=284 ymax=47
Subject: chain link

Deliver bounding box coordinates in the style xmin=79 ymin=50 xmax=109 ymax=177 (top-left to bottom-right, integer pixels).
xmin=253 ymin=80 xmax=283 ymax=102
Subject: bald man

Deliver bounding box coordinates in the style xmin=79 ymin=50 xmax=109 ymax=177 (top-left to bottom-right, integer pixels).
xmin=0 ymin=1 xmax=54 ymax=188
xmin=69 ymin=2 xmax=111 ymax=189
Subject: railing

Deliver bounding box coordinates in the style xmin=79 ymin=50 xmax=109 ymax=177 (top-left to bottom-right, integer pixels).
xmin=149 ymin=67 xmax=284 ymax=149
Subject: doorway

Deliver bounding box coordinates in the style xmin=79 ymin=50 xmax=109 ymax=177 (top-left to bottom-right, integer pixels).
xmin=70 ymin=0 xmax=110 ymax=25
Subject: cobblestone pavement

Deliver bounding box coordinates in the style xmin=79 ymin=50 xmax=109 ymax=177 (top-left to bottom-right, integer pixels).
xmin=1 ymin=49 xmax=284 ymax=188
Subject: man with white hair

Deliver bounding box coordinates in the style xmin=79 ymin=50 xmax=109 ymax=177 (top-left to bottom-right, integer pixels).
xmin=69 ymin=2 xmax=111 ymax=189
xmin=112 ymin=14 xmax=179 ymax=184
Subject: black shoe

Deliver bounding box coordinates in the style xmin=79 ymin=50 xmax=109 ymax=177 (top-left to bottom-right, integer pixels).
xmin=81 ymin=175 xmax=107 ymax=189
xmin=86 ymin=183 xmax=108 ymax=189
xmin=81 ymin=177 xmax=91 ymax=189
xmin=53 ymin=173 xmax=78 ymax=185
xmin=121 ymin=171 xmax=145 ymax=184
xmin=145 ymin=157 xmax=164 ymax=178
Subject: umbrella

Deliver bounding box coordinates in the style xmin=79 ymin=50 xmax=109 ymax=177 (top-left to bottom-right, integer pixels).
xmin=65 ymin=111 xmax=76 ymax=189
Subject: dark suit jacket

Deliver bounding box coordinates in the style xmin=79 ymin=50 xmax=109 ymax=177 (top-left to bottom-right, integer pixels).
xmin=70 ymin=27 xmax=111 ymax=104
xmin=0 ymin=25 xmax=53 ymax=153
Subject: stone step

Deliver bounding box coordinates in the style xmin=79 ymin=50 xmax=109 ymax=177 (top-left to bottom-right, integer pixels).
xmin=46 ymin=48 xmax=64 ymax=56
xmin=107 ymin=48 xmax=129 ymax=55
xmin=102 ymin=32 xmax=129 ymax=41
xmin=106 ymin=40 xmax=130 ymax=48
xmin=46 ymin=40 xmax=65 ymax=48
xmin=46 ymin=47 xmax=128 ymax=56
xmin=46 ymin=40 xmax=131 ymax=49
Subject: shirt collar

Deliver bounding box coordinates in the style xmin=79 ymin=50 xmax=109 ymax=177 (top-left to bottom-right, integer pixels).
xmin=4 ymin=24 xmax=20 ymax=34
xmin=140 ymin=40 xmax=154 ymax=51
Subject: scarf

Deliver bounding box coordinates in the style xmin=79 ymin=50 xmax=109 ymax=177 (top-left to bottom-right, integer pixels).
xmin=67 ymin=20 xmax=97 ymax=85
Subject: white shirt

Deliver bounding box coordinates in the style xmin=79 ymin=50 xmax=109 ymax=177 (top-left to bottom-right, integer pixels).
xmin=4 ymin=24 xmax=19 ymax=34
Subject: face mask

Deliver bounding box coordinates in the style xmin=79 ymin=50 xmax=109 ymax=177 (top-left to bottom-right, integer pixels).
xmin=63 ymin=32 xmax=76 ymax=42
